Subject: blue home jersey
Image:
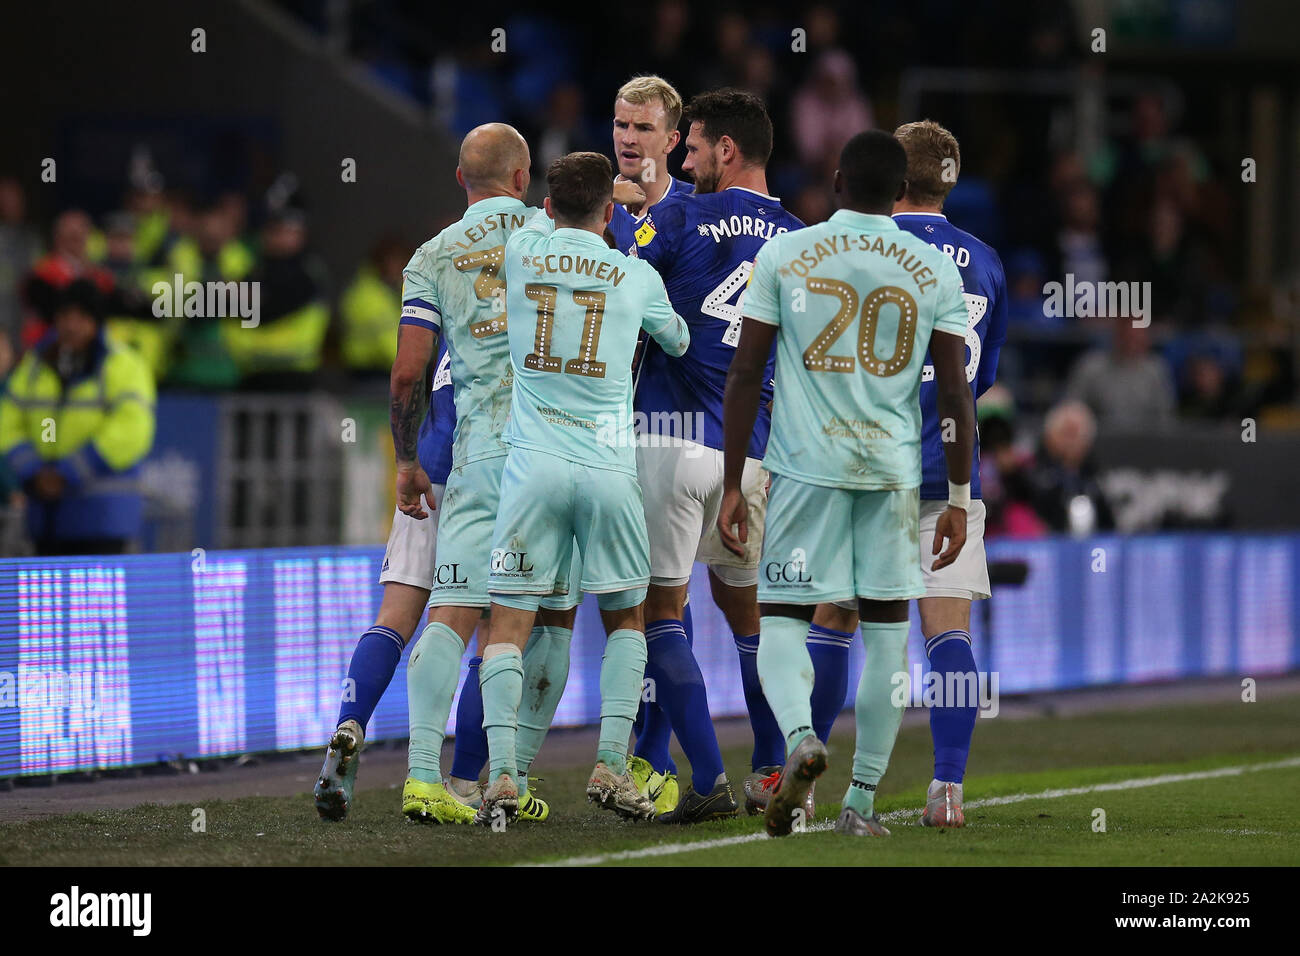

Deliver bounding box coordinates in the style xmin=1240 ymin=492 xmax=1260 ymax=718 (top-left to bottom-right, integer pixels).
xmin=893 ymin=213 xmax=1008 ymax=500
xmin=417 ymin=341 xmax=455 ymax=485
xmin=607 ymin=176 xmax=693 ymax=256
xmin=633 ymin=187 xmax=803 ymax=457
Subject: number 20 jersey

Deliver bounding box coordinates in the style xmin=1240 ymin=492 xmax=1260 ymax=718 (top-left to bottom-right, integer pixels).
xmin=744 ymin=209 xmax=969 ymax=491
xmin=893 ymin=213 xmax=1007 ymax=501
xmin=633 ymin=188 xmax=804 ymax=459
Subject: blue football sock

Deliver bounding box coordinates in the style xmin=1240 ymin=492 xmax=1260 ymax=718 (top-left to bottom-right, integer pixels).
xmin=449 ymin=656 xmax=487 ymax=781
xmin=337 ymin=625 xmax=405 ymax=730
xmin=927 ymin=629 xmax=978 ymax=783
xmin=632 ymin=696 xmax=647 ymax=738
xmin=643 ymin=617 xmax=724 ymax=793
xmin=670 ymin=603 xmax=694 ymax=776
xmin=735 ymin=632 xmax=784 ymax=770
xmin=632 ymin=694 xmax=674 ymax=773
xmin=632 ymin=605 xmax=693 ymax=776
xmin=808 ymin=623 xmax=854 ymax=742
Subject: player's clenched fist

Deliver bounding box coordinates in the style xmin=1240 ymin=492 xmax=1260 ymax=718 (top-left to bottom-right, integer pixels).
xmin=612 ymin=176 xmax=646 ymax=207
xmin=930 ymin=505 xmax=967 ymax=571
xmin=396 ymin=463 xmax=437 ymax=520
xmin=717 ymin=486 xmax=749 ymax=558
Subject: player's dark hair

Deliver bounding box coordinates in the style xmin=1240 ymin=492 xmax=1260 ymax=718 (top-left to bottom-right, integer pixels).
xmin=838 ymin=130 xmax=908 ymax=213
xmin=683 ymin=88 xmax=773 ymax=167
xmin=547 ymin=152 xmax=614 ymax=224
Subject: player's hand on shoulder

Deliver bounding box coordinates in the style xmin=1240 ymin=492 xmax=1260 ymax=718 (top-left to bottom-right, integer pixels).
xmin=717 ymin=486 xmax=749 ymax=558
xmin=931 ymin=505 xmax=967 ymax=571
xmin=396 ymin=463 xmax=436 ymax=520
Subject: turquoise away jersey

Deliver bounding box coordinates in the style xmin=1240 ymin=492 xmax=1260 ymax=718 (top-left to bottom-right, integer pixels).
xmin=400 ymin=195 xmax=540 ymax=467
xmin=744 ymin=208 xmax=969 ymax=491
xmin=502 ymin=217 xmax=689 ymax=476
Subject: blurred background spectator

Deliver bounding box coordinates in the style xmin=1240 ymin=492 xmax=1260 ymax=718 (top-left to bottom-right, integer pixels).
xmin=1065 ymin=322 xmax=1177 ymax=429
xmin=225 ymin=208 xmax=330 ymax=391
xmin=340 ymin=237 xmax=406 ymax=381
xmin=1026 ymin=400 xmax=1116 ymax=536
xmin=0 ymin=279 xmax=156 ymax=555
xmin=21 ymin=210 xmax=116 ymax=349
xmin=791 ymin=50 xmax=875 ymax=178
xmin=0 ymin=177 xmax=39 ymax=351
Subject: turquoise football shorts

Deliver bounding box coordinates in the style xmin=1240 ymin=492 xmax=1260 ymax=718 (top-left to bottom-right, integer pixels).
xmin=428 ymin=455 xmax=575 ymax=609
xmin=488 ymin=446 xmax=649 ymax=612
xmin=757 ymin=473 xmax=924 ymax=605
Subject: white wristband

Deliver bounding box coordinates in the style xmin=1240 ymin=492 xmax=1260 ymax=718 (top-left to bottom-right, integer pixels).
xmin=948 ymin=481 xmax=971 ymax=511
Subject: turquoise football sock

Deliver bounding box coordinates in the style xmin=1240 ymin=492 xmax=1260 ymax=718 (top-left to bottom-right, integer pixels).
xmin=516 ymin=625 xmax=573 ymax=796
xmin=756 ymin=615 xmax=817 ymax=755
xmin=406 ymin=621 xmax=467 ymax=784
xmin=844 ymin=619 xmax=910 ymax=817
xmin=596 ymin=628 xmax=647 ymax=775
xmin=479 ymin=645 xmax=524 ymax=788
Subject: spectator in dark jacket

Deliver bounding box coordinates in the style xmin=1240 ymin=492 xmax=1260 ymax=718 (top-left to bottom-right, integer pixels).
xmin=1027 ymin=400 xmax=1115 ymax=535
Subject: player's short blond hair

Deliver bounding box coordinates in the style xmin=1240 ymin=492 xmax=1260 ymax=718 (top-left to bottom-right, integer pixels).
xmin=894 ymin=120 xmax=961 ymax=209
xmin=615 ymin=75 xmax=683 ymax=133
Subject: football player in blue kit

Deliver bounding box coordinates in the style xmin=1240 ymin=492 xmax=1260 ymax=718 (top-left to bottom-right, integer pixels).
xmin=608 ymin=75 xmax=693 ymax=254
xmin=314 ymin=337 xmax=463 ymax=819
xmin=630 ymin=89 xmax=805 ymax=823
xmin=603 ymin=74 xmax=696 ymax=814
xmin=890 ymin=119 xmax=1008 ymax=827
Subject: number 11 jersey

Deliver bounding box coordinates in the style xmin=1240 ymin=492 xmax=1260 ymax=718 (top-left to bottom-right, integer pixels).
xmin=632 ymin=188 xmax=803 ymax=459
xmin=503 ymin=218 xmax=689 ymax=477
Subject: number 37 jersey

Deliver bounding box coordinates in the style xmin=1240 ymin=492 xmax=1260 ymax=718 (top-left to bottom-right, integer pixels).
xmin=744 ymin=209 xmax=969 ymax=491
xmin=633 ymin=188 xmax=803 ymax=458
xmin=400 ymin=195 xmax=540 ymax=468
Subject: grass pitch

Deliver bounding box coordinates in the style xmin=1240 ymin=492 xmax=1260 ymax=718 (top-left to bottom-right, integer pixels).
xmin=2 ymin=693 xmax=1298 ymax=867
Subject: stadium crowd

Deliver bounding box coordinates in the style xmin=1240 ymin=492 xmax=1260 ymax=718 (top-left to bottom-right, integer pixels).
xmin=1 ymin=1 xmax=1294 ymax=548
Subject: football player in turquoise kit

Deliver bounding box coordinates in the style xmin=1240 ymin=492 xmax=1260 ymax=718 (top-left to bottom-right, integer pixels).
xmin=475 ymin=152 xmax=690 ymax=827
xmin=313 ymin=340 xmax=456 ymax=821
xmin=398 ymin=123 xmax=577 ymax=825
xmin=719 ymin=130 xmax=976 ymax=838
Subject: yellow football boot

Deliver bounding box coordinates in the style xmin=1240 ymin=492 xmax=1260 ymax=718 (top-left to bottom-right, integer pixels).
xmin=401 ymin=777 xmax=477 ymax=825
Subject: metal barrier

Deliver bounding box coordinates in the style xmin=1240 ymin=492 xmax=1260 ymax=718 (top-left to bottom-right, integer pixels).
xmin=216 ymin=394 xmax=349 ymax=549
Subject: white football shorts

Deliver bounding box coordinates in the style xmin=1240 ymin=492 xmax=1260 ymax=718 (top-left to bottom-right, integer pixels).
xmin=377 ymin=483 xmax=445 ymax=590
xmin=637 ymin=440 xmax=767 ymax=588
xmin=830 ymin=498 xmax=990 ymax=610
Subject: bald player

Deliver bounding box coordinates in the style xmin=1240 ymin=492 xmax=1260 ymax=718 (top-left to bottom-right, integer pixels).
xmin=398 ymin=124 xmax=580 ymax=825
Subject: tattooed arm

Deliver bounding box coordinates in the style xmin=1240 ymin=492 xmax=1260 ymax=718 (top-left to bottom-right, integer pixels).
xmin=390 ymin=323 xmax=437 ymax=518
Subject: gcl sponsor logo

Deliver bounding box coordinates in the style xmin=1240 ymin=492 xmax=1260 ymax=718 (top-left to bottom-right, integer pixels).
xmin=434 ymin=563 xmax=468 ymax=585
xmin=765 ymin=547 xmax=812 ymax=584
xmin=490 ymin=550 xmax=534 ymax=574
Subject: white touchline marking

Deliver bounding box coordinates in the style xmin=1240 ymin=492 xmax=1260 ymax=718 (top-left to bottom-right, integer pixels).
xmin=522 ymin=756 xmax=1300 ymax=867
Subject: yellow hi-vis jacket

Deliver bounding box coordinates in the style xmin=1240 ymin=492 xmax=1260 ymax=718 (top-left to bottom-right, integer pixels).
xmin=220 ymin=300 xmax=329 ymax=376
xmin=340 ymin=266 xmax=400 ymax=372
xmin=0 ymin=331 xmax=156 ymax=542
